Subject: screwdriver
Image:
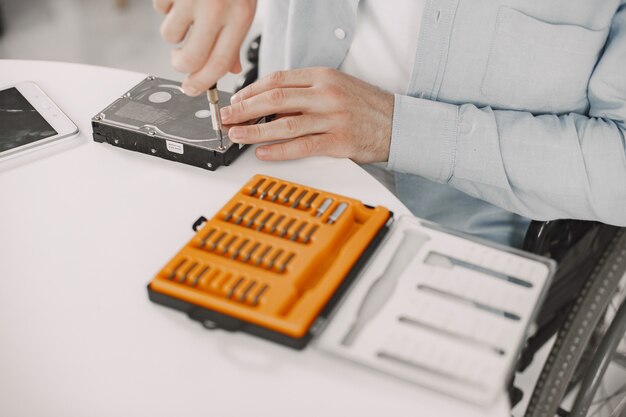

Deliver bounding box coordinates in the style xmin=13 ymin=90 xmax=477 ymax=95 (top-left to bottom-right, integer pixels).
xmin=207 ymin=83 xmax=225 ymax=150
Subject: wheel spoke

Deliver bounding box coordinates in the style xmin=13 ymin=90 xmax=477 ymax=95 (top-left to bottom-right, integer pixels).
xmin=607 ymin=392 xmax=626 ymax=417
xmin=592 ymin=384 xmax=626 ymax=417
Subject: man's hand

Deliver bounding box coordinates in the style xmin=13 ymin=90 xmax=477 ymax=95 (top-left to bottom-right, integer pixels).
xmin=154 ymin=0 xmax=256 ymax=96
xmin=221 ymin=68 xmax=394 ymax=163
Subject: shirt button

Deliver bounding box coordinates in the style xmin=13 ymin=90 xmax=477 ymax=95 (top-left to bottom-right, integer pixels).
xmin=334 ymin=28 xmax=346 ymax=40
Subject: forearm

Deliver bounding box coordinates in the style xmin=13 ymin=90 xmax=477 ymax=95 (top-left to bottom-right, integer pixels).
xmin=387 ymin=94 xmax=626 ymax=224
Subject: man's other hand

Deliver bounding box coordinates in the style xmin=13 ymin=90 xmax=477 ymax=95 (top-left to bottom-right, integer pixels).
xmin=221 ymin=68 xmax=394 ymax=164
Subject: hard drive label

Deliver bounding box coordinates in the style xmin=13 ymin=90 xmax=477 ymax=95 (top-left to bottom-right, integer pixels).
xmin=166 ymin=140 xmax=184 ymax=154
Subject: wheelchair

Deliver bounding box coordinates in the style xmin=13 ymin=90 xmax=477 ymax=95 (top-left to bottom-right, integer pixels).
xmin=237 ymin=36 xmax=626 ymax=417
xmin=514 ymin=220 xmax=626 ymax=417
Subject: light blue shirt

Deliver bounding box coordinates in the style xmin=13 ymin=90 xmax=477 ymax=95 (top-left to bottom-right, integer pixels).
xmin=259 ymin=0 xmax=626 ymax=247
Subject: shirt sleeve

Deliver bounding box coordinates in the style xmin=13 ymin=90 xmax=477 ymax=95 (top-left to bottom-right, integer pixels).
xmin=387 ymin=4 xmax=626 ymax=225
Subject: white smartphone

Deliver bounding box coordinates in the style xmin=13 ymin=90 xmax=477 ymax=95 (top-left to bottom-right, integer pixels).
xmin=0 ymin=81 xmax=78 ymax=160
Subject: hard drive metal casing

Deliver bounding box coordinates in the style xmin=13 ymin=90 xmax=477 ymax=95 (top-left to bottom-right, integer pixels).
xmin=91 ymin=76 xmax=259 ymax=170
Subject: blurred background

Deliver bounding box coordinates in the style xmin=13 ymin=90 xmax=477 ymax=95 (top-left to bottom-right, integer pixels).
xmin=0 ymin=0 xmax=263 ymax=91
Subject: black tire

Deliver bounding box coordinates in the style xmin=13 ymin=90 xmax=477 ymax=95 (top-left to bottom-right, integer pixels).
xmin=524 ymin=229 xmax=626 ymax=417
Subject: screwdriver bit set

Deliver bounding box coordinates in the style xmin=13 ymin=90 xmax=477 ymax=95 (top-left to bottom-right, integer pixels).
xmin=146 ymin=175 xmax=555 ymax=405
xmin=148 ymin=174 xmax=392 ymax=349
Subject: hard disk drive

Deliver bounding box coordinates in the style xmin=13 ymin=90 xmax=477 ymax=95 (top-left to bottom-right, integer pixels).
xmin=91 ymin=76 xmax=261 ymax=170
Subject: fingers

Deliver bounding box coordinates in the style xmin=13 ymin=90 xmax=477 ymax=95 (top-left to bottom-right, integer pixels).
xmin=183 ymin=23 xmax=249 ymax=95
xmin=255 ymin=134 xmax=339 ymax=161
xmin=231 ymin=68 xmax=322 ymax=103
xmin=230 ymin=58 xmax=243 ymax=74
xmin=171 ymin=10 xmax=221 ymax=73
xmin=160 ymin=2 xmax=193 ymax=44
xmin=221 ymin=88 xmax=321 ymax=123
xmin=153 ymin=0 xmax=173 ymax=14
xmin=228 ymin=115 xmax=330 ymax=144
xmin=158 ymin=1 xmax=256 ymax=95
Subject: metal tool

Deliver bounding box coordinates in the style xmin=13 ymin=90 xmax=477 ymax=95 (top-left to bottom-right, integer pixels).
xmin=270 ymin=184 xmax=286 ymax=202
xmin=224 ymin=203 xmax=241 ymax=222
xmin=256 ymin=246 xmax=273 ymax=266
xmin=207 ymin=83 xmax=225 ymax=150
xmin=259 ymin=181 xmax=276 ymax=200
xmin=239 ymin=281 xmax=257 ymax=302
xmin=246 ymin=209 xmax=263 ymax=228
xmin=222 ymin=235 xmax=238 ymax=254
xmin=342 ymin=229 xmax=430 ymax=346
xmin=327 ymin=202 xmax=348 ymax=224
xmin=268 ymin=249 xmax=284 ymax=270
xmin=180 ymin=262 xmax=198 ymax=283
xmin=290 ymin=222 xmax=307 ymax=241
xmin=316 ymin=198 xmax=333 ymax=217
xmin=257 ymin=212 xmax=274 ymax=231
xmin=210 ymin=232 xmax=227 ymax=250
xmin=424 ymin=252 xmax=533 ymax=288
xmin=235 ymin=206 xmax=252 ymax=225
xmin=249 ymin=178 xmax=266 ymax=196
xmin=243 ymin=242 xmax=260 ymax=262
xmin=279 ymin=253 xmax=295 ymax=273
xmin=282 ymin=186 xmax=297 ymax=204
xmin=227 ymin=277 xmax=245 ymax=299
xmin=232 ymin=239 xmax=249 ymax=260
xmin=200 ymin=228 xmax=216 ymax=248
xmin=192 ymin=265 xmax=210 ymax=287
xmin=417 ymin=284 xmax=521 ymax=321
xmin=303 ymin=225 xmax=318 ymax=243
xmin=397 ymin=315 xmax=506 ymax=355
xmin=253 ymin=284 xmax=269 ymax=306
xmin=304 ymin=192 xmax=319 ymax=209
xmin=167 ymin=258 xmax=186 ymax=280
xmin=280 ymin=218 xmax=296 ymax=237
xmin=270 ymin=214 xmax=286 ymax=234
xmin=291 ymin=190 xmax=307 ymax=208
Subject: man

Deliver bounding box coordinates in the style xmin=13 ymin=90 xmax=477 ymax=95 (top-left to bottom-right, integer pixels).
xmin=153 ymin=0 xmax=626 ymax=247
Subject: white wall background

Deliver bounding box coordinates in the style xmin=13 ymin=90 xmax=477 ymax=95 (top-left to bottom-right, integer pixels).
xmin=0 ymin=0 xmax=264 ymax=92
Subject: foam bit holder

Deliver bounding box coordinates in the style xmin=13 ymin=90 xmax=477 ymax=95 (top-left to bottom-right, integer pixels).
xmin=147 ymin=174 xmax=392 ymax=349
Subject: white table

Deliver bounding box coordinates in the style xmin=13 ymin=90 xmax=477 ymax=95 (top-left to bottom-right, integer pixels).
xmin=0 ymin=60 xmax=510 ymax=417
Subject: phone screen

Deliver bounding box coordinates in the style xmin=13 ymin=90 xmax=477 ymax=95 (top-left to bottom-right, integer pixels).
xmin=0 ymin=87 xmax=58 ymax=153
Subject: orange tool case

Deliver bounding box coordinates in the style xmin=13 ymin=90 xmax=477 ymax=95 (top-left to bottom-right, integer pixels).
xmin=147 ymin=174 xmax=392 ymax=349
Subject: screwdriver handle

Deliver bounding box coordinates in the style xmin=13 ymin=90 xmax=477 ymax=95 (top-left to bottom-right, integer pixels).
xmin=207 ymin=84 xmax=223 ymax=132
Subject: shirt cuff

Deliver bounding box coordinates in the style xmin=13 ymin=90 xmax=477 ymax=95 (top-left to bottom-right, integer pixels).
xmin=386 ymin=94 xmax=460 ymax=183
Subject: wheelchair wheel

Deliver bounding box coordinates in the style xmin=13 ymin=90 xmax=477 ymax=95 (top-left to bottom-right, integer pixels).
xmin=524 ymin=229 xmax=626 ymax=417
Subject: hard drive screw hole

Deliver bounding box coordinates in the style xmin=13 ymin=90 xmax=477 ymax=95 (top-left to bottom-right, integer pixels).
xmin=147 ymin=76 xmax=155 ymax=81
xmin=207 ymin=163 xmax=213 ymax=168
xmin=114 ymin=139 xmax=119 ymax=145
xmin=151 ymin=148 xmax=157 ymax=154
xmin=94 ymin=116 xmax=101 ymax=121
xmin=148 ymin=130 xmax=156 ymax=136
